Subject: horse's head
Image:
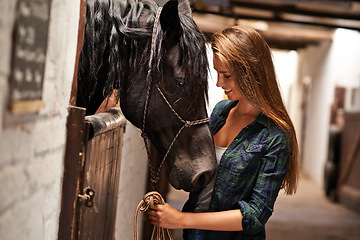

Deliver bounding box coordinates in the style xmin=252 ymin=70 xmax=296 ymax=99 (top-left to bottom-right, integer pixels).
xmin=78 ymin=0 xmax=217 ymax=192
xmin=138 ymin=0 xmax=217 ymax=192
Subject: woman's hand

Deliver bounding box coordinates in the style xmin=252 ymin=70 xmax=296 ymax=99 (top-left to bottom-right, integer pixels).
xmin=147 ymin=203 xmax=184 ymax=229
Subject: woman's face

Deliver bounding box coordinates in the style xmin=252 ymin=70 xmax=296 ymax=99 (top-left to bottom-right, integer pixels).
xmin=213 ymin=56 xmax=243 ymax=102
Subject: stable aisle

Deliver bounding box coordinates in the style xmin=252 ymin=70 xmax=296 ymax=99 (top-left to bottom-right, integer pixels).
xmin=267 ymin=174 xmax=360 ymax=240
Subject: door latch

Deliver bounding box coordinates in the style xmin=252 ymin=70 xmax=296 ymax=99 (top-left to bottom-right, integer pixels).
xmin=78 ymin=187 xmax=95 ymax=207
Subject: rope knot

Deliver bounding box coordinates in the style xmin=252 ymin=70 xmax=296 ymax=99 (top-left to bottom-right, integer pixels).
xmin=185 ymin=120 xmax=191 ymax=127
xmin=134 ymin=192 xmax=173 ymax=240
xmin=138 ymin=191 xmax=164 ymax=212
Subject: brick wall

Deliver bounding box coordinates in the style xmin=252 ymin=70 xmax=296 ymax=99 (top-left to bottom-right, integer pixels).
xmin=0 ymin=0 xmax=80 ymax=239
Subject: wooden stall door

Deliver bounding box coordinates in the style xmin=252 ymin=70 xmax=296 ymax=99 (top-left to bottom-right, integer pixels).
xmin=78 ymin=108 xmax=125 ymax=239
xmin=58 ymin=107 xmax=126 ymax=240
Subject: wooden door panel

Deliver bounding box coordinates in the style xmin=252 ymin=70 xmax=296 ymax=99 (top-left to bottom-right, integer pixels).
xmin=78 ymin=108 xmax=126 ymax=240
xmin=59 ymin=107 xmax=126 ymax=240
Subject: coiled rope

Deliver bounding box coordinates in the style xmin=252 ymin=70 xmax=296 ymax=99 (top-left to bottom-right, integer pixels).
xmin=134 ymin=191 xmax=173 ymax=240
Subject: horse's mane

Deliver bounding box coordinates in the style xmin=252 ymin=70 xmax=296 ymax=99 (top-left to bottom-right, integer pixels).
xmin=77 ymin=0 xmax=208 ymax=113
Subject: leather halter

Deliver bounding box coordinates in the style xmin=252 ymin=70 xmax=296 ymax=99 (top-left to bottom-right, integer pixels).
xmin=141 ymin=7 xmax=210 ymax=190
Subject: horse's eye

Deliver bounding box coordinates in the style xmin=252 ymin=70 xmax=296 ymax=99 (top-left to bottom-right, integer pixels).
xmin=174 ymin=77 xmax=185 ymax=87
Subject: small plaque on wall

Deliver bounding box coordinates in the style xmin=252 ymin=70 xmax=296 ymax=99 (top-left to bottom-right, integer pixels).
xmin=9 ymin=0 xmax=52 ymax=114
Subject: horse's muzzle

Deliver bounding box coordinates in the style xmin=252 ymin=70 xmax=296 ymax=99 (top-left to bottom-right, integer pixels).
xmin=167 ymin=155 xmax=217 ymax=192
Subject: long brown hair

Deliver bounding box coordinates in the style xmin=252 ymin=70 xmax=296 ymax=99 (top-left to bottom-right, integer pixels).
xmin=212 ymin=26 xmax=300 ymax=195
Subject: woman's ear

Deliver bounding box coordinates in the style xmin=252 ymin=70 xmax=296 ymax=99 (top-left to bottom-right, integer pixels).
xmin=160 ymin=0 xmax=182 ymax=41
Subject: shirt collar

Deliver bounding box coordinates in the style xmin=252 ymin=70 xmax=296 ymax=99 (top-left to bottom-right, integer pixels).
xmin=255 ymin=112 xmax=269 ymax=128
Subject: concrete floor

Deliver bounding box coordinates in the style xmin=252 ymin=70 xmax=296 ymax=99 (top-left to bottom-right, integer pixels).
xmin=167 ymin=174 xmax=360 ymax=240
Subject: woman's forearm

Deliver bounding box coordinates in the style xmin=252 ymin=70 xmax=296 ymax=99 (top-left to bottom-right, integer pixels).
xmin=148 ymin=204 xmax=243 ymax=231
xmin=181 ymin=209 xmax=243 ymax=231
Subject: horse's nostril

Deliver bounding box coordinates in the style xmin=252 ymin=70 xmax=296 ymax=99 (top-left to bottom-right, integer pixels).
xmin=197 ymin=174 xmax=206 ymax=187
xmin=193 ymin=170 xmax=213 ymax=188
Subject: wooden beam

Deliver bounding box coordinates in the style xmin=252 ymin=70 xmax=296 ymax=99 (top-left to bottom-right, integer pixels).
xmin=229 ymin=0 xmax=360 ymax=20
xmin=192 ymin=8 xmax=360 ymax=31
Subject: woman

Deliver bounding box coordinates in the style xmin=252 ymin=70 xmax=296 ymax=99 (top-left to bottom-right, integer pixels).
xmin=148 ymin=26 xmax=300 ymax=239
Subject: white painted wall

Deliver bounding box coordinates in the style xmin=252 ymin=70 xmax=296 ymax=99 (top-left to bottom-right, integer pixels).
xmin=298 ymin=29 xmax=360 ymax=186
xmin=115 ymin=123 xmax=148 ymax=240
xmin=328 ymin=29 xmax=360 ymax=112
xmin=0 ymin=1 xmax=80 ymax=239
xmin=272 ymin=50 xmax=298 ymax=109
xmin=206 ymin=44 xmax=226 ymax=114
xmin=298 ymin=41 xmax=334 ymax=185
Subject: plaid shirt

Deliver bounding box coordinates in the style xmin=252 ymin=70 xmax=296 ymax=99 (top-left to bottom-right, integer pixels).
xmin=183 ymin=100 xmax=290 ymax=240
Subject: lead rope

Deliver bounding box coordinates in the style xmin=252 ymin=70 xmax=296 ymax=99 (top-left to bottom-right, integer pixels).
xmin=136 ymin=5 xmax=210 ymax=239
xmin=134 ymin=191 xmax=173 ymax=240
xmin=141 ymin=6 xmax=162 ymax=191
xmin=136 ymin=7 xmax=173 ymax=240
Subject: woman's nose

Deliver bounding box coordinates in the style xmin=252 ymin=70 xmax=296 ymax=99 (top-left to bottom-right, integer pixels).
xmin=216 ymin=76 xmax=222 ymax=88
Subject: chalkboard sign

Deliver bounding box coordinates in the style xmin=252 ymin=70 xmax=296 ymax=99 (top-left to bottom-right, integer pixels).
xmin=9 ymin=0 xmax=52 ymax=114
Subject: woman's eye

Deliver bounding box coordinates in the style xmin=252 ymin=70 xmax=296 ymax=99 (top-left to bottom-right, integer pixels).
xmin=223 ymin=74 xmax=231 ymax=79
xmin=175 ymin=77 xmax=185 ymax=87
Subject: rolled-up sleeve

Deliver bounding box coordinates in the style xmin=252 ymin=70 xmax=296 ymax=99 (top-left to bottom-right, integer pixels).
xmin=239 ymin=133 xmax=290 ymax=234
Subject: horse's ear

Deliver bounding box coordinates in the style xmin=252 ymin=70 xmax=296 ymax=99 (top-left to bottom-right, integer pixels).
xmin=178 ymin=0 xmax=192 ymax=16
xmin=160 ymin=0 xmax=181 ymax=41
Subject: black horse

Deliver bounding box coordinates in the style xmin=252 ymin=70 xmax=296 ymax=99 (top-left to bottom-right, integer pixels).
xmin=77 ymin=0 xmax=217 ymax=192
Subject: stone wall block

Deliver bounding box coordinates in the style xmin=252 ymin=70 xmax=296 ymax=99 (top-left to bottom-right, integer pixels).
xmin=33 ymin=116 xmax=66 ymax=156
xmin=0 ymin=189 xmax=45 ymax=240
xmin=0 ymin=165 xmax=27 ymax=214
xmin=24 ymin=149 xmax=64 ymax=199
xmin=0 ymin=127 xmax=34 ymax=168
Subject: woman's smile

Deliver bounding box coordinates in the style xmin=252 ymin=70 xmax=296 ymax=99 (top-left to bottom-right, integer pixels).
xmin=224 ymin=89 xmax=232 ymax=95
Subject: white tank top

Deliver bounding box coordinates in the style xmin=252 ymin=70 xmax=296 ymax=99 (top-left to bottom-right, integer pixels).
xmin=194 ymin=145 xmax=227 ymax=212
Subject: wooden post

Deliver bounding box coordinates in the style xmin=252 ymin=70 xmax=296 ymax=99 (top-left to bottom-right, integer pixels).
xmin=58 ymin=106 xmax=86 ymax=240
xmin=69 ymin=0 xmax=87 ymax=106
